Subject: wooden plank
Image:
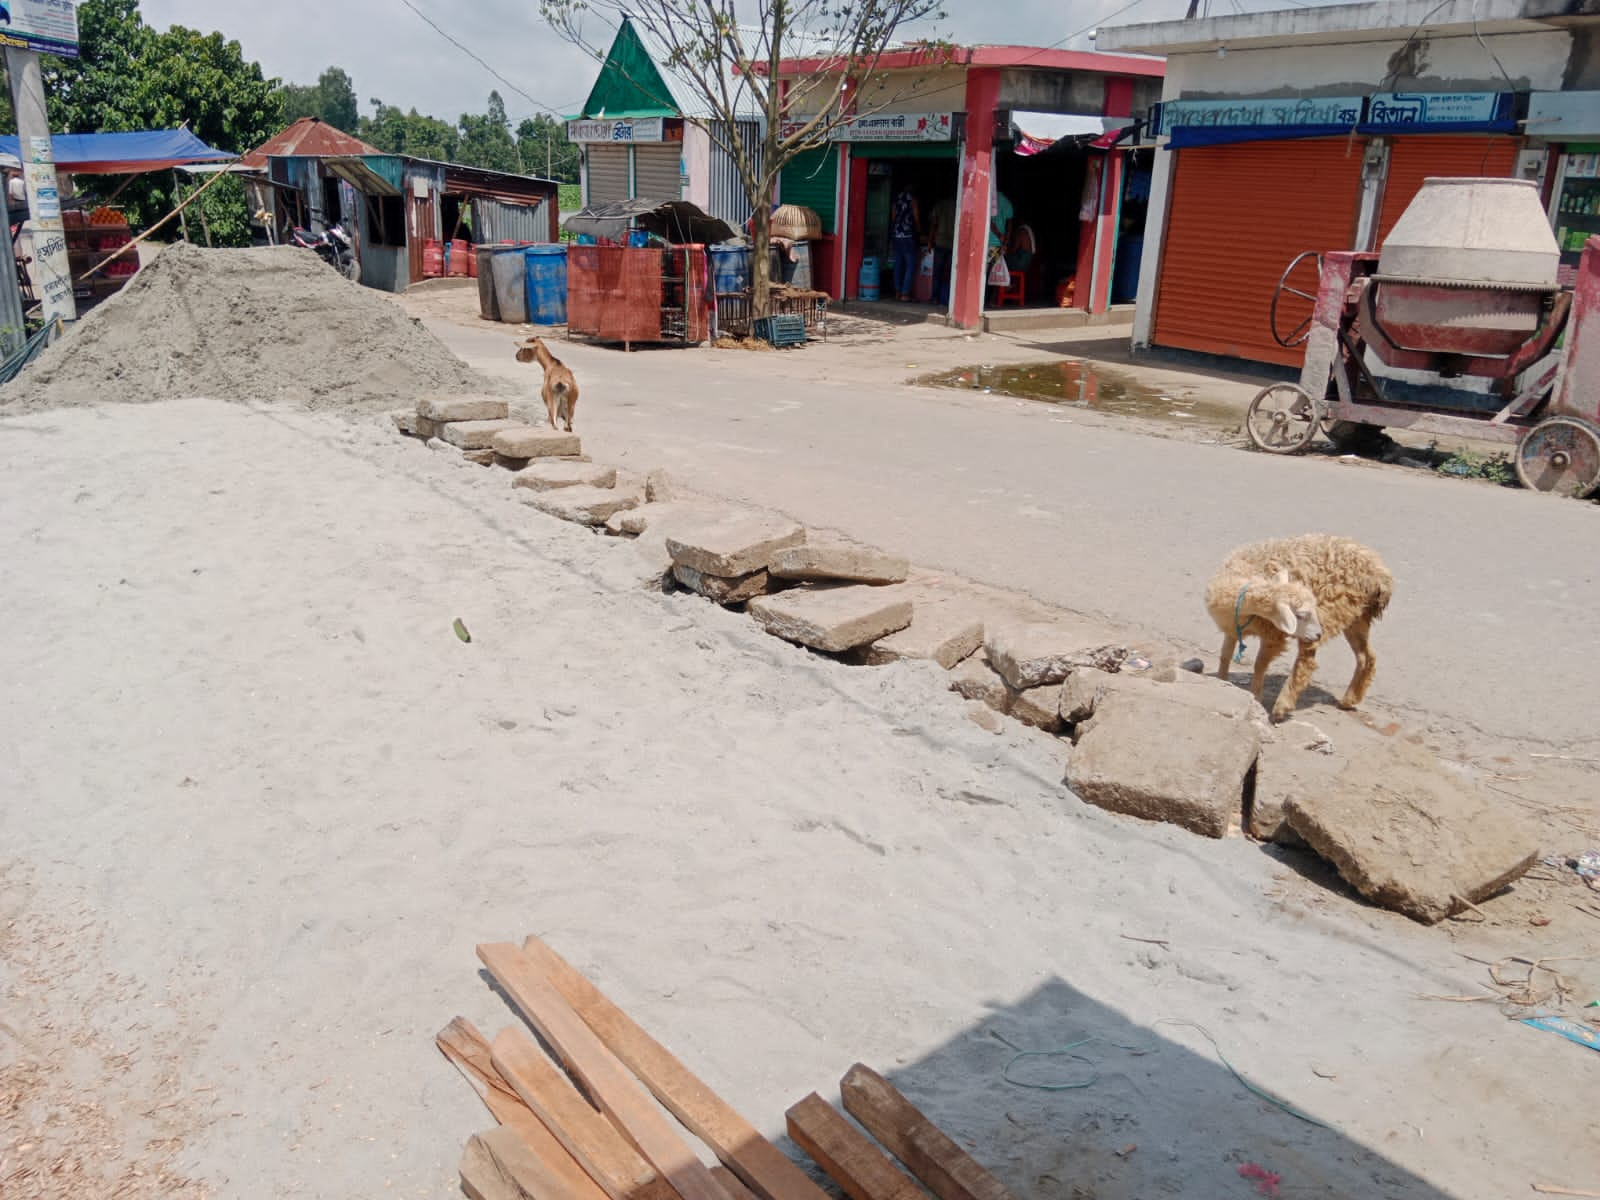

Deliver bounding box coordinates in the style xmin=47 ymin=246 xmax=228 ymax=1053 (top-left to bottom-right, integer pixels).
xmin=462 ymin=1130 xmax=524 ymax=1200
xmin=713 ymin=1166 xmax=762 ymax=1200
xmin=490 ymin=1026 xmax=678 ymax=1200
xmin=480 ymin=942 xmax=729 ymax=1200
xmin=437 ymin=1018 xmax=614 ymax=1200
xmin=838 ymin=1065 xmax=1013 ymax=1200
xmin=786 ymin=1093 xmax=928 ymax=1200
xmin=521 ymin=935 xmax=830 ymax=1200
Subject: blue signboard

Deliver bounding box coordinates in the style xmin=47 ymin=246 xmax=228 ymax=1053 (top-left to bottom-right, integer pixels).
xmin=0 ymin=0 xmax=80 ymax=60
xmin=1360 ymin=91 xmax=1514 ymax=133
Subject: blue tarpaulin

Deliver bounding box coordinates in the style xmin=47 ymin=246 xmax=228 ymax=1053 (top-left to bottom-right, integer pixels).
xmin=0 ymin=129 xmax=234 ymax=174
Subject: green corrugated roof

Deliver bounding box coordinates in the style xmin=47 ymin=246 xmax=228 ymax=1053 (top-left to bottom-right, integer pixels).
xmin=577 ymin=18 xmax=680 ymax=119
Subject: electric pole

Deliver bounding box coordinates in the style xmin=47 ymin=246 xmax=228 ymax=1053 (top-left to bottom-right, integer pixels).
xmin=5 ymin=47 xmax=76 ymax=324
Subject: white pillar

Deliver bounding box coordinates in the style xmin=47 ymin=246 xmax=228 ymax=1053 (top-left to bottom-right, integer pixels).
xmin=1130 ymin=141 xmax=1171 ymax=349
xmin=5 ymin=48 xmax=76 ymax=323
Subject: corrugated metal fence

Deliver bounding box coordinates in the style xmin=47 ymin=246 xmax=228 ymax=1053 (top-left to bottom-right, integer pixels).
xmin=472 ymin=197 xmax=549 ymax=244
xmin=708 ymin=120 xmax=763 ymax=229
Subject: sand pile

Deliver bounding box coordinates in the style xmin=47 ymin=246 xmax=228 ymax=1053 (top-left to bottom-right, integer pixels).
xmin=3 ymin=242 xmax=501 ymax=412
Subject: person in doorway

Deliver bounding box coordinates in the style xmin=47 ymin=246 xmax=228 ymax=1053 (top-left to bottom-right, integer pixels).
xmin=927 ymin=192 xmax=956 ymax=306
xmin=890 ymin=183 xmax=921 ymax=302
xmin=1006 ymin=218 xmax=1037 ymax=275
xmin=989 ymin=188 xmax=1014 ymax=257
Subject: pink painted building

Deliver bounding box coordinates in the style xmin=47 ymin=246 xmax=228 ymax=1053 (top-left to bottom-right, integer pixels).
xmin=764 ymin=44 xmax=1164 ymax=328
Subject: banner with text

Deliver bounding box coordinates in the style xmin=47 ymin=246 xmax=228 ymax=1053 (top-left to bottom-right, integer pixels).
xmin=0 ymin=0 xmax=80 ymax=59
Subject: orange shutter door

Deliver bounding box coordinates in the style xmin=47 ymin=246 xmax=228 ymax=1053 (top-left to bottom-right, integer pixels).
xmin=1375 ymin=135 xmax=1521 ymax=248
xmin=1153 ymin=138 xmax=1365 ymax=368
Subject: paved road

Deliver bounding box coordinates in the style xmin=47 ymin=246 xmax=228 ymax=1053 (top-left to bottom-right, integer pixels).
xmin=430 ymin=316 xmax=1600 ymax=750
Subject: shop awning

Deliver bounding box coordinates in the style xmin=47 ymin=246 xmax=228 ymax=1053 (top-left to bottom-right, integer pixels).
xmin=321 ymin=155 xmax=405 ymax=197
xmin=1010 ymin=111 xmax=1130 ymax=156
xmin=0 ymin=128 xmax=233 ymax=174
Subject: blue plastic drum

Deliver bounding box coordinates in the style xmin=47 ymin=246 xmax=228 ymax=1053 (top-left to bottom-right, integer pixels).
xmin=523 ymin=244 xmax=568 ymax=325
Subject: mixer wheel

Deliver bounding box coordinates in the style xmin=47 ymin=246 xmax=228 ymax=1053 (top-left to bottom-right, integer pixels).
xmin=1269 ymin=251 xmax=1323 ymax=348
xmin=1515 ymin=416 xmax=1600 ymax=498
xmin=1246 ymin=383 xmax=1323 ymax=455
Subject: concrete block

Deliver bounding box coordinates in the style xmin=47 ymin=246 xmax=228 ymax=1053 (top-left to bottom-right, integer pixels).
xmin=947 ymin=653 xmax=1011 ymax=714
xmin=1061 ymin=668 xmax=1267 ymax=729
xmin=748 ymin=585 xmax=913 ymax=653
xmin=418 ymin=395 xmax=508 ymax=423
xmin=1066 ymin=690 xmax=1262 ymax=838
xmin=671 ymin=565 xmax=772 ymax=605
xmin=492 ymin=427 xmax=583 ymax=459
xmin=440 ymin=418 xmax=522 ymax=449
xmin=769 ymin=540 xmax=910 ymax=585
xmin=1009 ymin=683 xmax=1064 ymax=731
xmin=462 ymin=448 xmax=497 ymax=466
xmin=390 ymin=409 xmax=437 ymax=438
xmin=986 ymin=622 xmax=1130 ymax=690
xmin=511 ymin=461 xmax=618 ymax=492
xmin=866 ymin=602 xmax=984 ymax=670
xmin=522 ymin=485 xmax=641 ymax=527
xmin=1285 ymin=745 xmax=1541 ymax=924
xmin=667 ymin=512 xmax=804 ymax=578
xmin=645 ymin=470 xmax=674 ymax=503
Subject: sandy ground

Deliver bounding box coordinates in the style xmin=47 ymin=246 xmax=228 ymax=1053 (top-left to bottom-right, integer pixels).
xmin=3 ymin=394 xmax=1598 ymax=1200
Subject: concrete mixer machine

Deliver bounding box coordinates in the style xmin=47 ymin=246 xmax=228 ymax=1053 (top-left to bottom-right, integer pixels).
xmin=1246 ymin=177 xmax=1600 ymax=497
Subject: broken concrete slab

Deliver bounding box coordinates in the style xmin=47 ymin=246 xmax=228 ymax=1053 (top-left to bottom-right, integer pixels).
xmin=522 ymin=485 xmax=641 ymax=527
xmin=512 ymin=461 xmax=617 ymax=492
xmin=986 ymin=622 xmax=1131 ymax=691
xmin=1066 ymin=690 xmax=1262 ymax=838
xmin=418 ymin=395 xmax=508 ymax=423
xmin=439 ymin=418 xmax=523 ymax=449
xmin=948 ymin=653 xmax=1012 ymax=714
xmin=1009 ymin=683 xmax=1063 ymax=731
xmin=492 ymin=426 xmax=583 ymax=459
xmin=768 ymin=540 xmax=910 ymax=585
xmin=966 ymin=704 xmax=1005 ymax=734
xmin=390 ymin=409 xmax=438 ymax=438
xmin=461 ymin=448 xmax=497 ymax=466
xmin=666 ymin=512 xmax=805 ymax=578
xmin=1061 ymin=668 xmax=1267 ymax=728
xmin=1249 ymin=728 xmax=1343 ymax=845
xmin=671 ymin=565 xmax=772 ymax=606
xmin=866 ymin=603 xmax=984 ymax=670
xmin=748 ymin=585 xmax=913 ymax=653
xmin=1284 ymin=745 xmax=1541 ymax=924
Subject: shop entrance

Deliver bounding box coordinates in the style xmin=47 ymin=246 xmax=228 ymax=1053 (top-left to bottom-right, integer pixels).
xmin=990 ymin=139 xmax=1090 ymax=309
xmin=846 ymin=142 xmax=959 ymax=305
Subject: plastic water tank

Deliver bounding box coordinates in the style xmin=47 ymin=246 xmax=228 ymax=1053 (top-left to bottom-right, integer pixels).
xmin=859 ymin=256 xmax=880 ymax=301
xmin=707 ymin=243 xmax=751 ymax=295
xmin=490 ymin=247 xmax=529 ymax=323
xmin=523 ymin=244 xmax=568 ymax=325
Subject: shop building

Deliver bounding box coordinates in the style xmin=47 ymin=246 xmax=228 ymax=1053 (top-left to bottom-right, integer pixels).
xmin=1098 ymin=0 xmax=1600 ymax=367
xmin=566 ymin=18 xmax=763 ymax=229
xmin=765 ymin=44 xmax=1164 ymax=328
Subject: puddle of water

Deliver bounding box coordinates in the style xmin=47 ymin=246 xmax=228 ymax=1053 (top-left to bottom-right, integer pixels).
xmin=914 ymin=360 xmax=1239 ymax=429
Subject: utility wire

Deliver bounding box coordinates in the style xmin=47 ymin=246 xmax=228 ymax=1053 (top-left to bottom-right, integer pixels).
xmin=395 ymin=0 xmax=576 ymax=117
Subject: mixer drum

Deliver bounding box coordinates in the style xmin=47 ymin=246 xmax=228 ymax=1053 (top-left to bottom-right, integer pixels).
xmin=1367 ymin=280 xmax=1546 ymax=357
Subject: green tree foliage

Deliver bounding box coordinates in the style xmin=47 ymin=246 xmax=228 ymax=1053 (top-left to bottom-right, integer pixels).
xmin=35 ymin=0 xmax=281 ymax=244
xmin=456 ymin=91 xmax=522 ymax=173
xmin=516 ymin=115 xmax=580 ymax=182
xmin=360 ymin=100 xmax=460 ymax=161
xmin=277 ymin=66 xmax=359 ymax=132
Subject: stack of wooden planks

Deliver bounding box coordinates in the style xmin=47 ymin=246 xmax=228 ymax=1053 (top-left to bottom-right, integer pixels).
xmin=439 ymin=936 xmax=1015 ymax=1200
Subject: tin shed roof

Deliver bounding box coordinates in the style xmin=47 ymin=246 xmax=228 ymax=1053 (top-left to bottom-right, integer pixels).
xmin=241 ymin=118 xmax=380 ymax=170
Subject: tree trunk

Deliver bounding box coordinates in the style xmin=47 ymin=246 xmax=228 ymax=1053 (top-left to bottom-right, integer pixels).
xmin=750 ymin=185 xmax=773 ymax=320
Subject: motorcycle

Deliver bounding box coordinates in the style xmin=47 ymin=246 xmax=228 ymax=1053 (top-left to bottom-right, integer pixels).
xmin=289 ymin=222 xmax=359 ymax=282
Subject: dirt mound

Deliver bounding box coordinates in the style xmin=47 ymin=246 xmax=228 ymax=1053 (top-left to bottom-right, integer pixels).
xmin=3 ymin=242 xmax=502 ymax=412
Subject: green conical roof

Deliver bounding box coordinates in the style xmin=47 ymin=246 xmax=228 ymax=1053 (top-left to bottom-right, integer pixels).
xmin=576 ymin=18 xmax=680 ymax=120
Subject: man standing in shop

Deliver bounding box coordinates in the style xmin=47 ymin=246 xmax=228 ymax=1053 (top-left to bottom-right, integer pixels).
xmin=927 ymin=192 xmax=956 ymax=306
xmin=890 ymin=183 xmax=921 ymax=302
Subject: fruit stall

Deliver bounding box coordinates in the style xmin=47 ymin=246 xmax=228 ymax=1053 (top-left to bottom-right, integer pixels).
xmin=64 ymin=206 xmax=138 ymax=311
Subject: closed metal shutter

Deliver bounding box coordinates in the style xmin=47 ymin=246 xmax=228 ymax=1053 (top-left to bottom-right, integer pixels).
xmin=709 ymin=120 xmax=761 ymax=228
xmin=1153 ymin=138 xmax=1365 ymax=368
xmin=1376 ymin=135 xmax=1520 ymax=248
xmin=586 ymin=144 xmax=629 ymax=207
xmin=634 ymin=143 xmax=683 ymax=201
xmin=779 ymin=144 xmax=838 ymax=233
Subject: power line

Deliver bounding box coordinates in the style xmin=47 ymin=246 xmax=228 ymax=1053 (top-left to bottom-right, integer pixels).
xmin=395 ymin=0 xmax=575 ymax=117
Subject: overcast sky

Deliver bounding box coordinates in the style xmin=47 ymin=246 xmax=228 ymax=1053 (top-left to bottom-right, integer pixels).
xmin=135 ymin=0 xmax=1311 ymax=128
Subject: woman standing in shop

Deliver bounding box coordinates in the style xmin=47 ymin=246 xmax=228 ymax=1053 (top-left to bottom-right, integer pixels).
xmin=890 ymin=183 xmax=921 ymax=302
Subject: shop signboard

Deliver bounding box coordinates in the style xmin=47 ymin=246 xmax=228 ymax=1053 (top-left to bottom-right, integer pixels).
xmin=566 ymin=117 xmax=666 ymax=144
xmin=1527 ymin=91 xmax=1600 ymax=140
xmin=831 ymin=112 xmax=953 ymax=142
xmin=0 ymin=0 xmax=80 ymax=59
xmin=1154 ymin=96 xmax=1363 ymax=136
xmin=1364 ymin=91 xmax=1511 ymax=131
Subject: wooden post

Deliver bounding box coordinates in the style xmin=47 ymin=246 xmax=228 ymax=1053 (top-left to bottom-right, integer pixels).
xmin=174 ymin=170 xmax=191 ymax=243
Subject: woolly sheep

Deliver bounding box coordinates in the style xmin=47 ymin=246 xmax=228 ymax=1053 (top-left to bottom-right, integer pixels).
xmin=1204 ymin=534 xmax=1394 ymax=722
